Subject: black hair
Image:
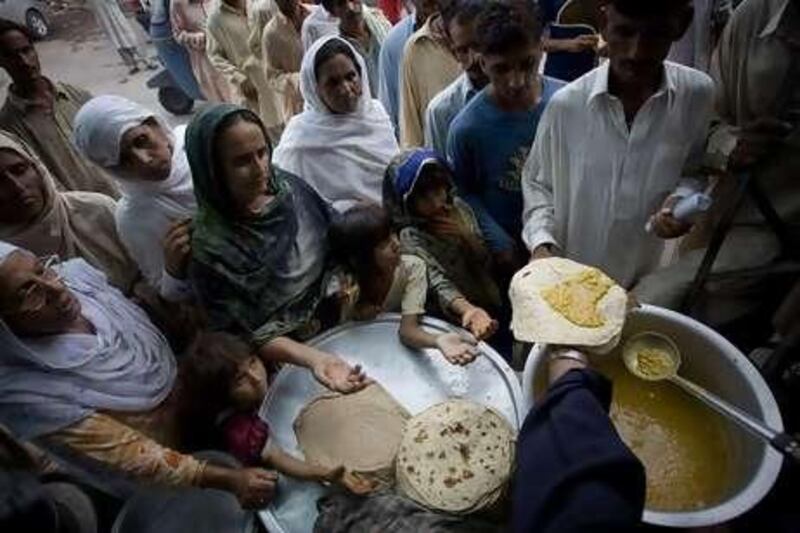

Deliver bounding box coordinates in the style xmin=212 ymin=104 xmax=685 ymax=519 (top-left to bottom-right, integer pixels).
xmin=321 ymin=0 xmax=341 ymax=13
xmin=475 ymin=1 xmax=543 ymax=56
xmin=330 ymin=203 xmax=393 ymax=284
xmin=181 ymin=332 xmax=253 ymax=417
xmin=179 ymin=332 xmax=257 ymax=448
xmin=0 ymin=18 xmax=32 ymax=44
xmin=440 ymin=0 xmax=486 ymax=28
xmin=602 ymin=0 xmax=692 ymax=18
xmin=313 ymin=38 xmax=362 ymax=82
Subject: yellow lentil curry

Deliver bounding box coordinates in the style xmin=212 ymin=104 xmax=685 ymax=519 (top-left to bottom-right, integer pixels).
xmin=634 ymin=347 xmax=676 ymax=379
xmin=540 ymin=269 xmax=614 ymax=328
xmin=593 ymin=355 xmax=735 ymax=511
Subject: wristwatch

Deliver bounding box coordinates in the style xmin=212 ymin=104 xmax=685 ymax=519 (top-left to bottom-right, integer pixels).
xmin=548 ymin=348 xmax=589 ymax=365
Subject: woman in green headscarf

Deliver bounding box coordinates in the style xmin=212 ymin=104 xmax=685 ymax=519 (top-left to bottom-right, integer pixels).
xmin=186 ymin=103 xmax=368 ymax=393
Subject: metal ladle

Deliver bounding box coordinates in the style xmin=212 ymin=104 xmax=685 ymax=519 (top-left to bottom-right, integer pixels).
xmin=622 ymin=331 xmax=800 ymax=463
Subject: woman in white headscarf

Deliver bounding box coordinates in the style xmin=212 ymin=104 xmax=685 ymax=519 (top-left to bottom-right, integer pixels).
xmin=0 ymin=131 xmax=139 ymax=292
xmin=272 ymin=34 xmax=398 ymax=213
xmin=73 ymin=95 xmax=197 ymax=302
xmin=0 ymin=242 xmax=276 ymax=513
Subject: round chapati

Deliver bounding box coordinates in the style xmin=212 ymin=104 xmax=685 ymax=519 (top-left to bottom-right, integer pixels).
xmin=294 ymin=384 xmax=410 ymax=482
xmin=509 ymin=258 xmax=627 ymax=350
xmin=396 ymin=400 xmax=515 ymax=514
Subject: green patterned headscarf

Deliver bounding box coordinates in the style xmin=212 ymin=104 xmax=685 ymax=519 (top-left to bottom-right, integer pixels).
xmin=186 ymin=104 xmax=332 ymax=344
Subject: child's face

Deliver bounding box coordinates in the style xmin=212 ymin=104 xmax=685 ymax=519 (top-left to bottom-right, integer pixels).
xmin=410 ymin=182 xmax=449 ymax=220
xmin=229 ymin=356 xmax=268 ymax=411
xmin=408 ymin=166 xmax=451 ymax=219
xmin=373 ymin=234 xmax=401 ymax=274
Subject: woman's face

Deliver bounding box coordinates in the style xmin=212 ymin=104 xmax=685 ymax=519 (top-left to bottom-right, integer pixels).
xmin=373 ymin=234 xmax=401 ymax=274
xmin=0 ymin=148 xmax=45 ymax=225
xmin=317 ymin=53 xmax=362 ymax=115
xmin=216 ymin=119 xmax=272 ymax=218
xmin=119 ymin=118 xmax=173 ymax=181
xmin=0 ymin=251 xmax=81 ymax=336
xmin=229 ymin=356 xmax=268 ymax=411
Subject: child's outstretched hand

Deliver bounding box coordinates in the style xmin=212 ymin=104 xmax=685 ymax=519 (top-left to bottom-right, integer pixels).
xmin=313 ymin=355 xmax=371 ymax=394
xmin=435 ymin=332 xmax=479 ymax=366
xmin=462 ymin=306 xmax=498 ymax=340
xmin=325 ymin=466 xmax=376 ymax=495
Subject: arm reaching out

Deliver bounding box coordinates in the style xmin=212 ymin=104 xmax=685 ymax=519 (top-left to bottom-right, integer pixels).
xmin=262 ymin=444 xmax=375 ymax=494
xmin=399 ymin=314 xmax=479 ymax=366
xmin=258 ymin=337 xmax=370 ymax=393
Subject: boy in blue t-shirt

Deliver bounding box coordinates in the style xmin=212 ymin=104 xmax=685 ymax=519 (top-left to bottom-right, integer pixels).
xmin=446 ymin=1 xmax=563 ymax=275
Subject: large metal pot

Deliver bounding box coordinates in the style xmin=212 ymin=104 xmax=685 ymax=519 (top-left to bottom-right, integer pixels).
xmin=521 ymin=304 xmax=784 ymax=528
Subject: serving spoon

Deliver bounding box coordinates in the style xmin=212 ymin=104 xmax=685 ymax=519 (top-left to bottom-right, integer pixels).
xmin=622 ymin=331 xmax=800 ymax=463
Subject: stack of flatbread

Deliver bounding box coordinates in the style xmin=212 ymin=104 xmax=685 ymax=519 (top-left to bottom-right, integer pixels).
xmin=294 ymin=383 xmax=410 ymax=490
xmin=396 ymin=400 xmax=515 ymax=515
xmin=509 ymin=257 xmax=628 ymax=353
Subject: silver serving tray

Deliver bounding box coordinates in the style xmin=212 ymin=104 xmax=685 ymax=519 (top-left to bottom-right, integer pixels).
xmin=257 ymin=314 xmax=523 ymax=533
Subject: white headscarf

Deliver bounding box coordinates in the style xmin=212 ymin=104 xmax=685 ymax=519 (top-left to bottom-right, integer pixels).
xmin=73 ymin=95 xmax=197 ymax=289
xmin=0 ymin=244 xmax=177 ymax=439
xmin=272 ymin=35 xmax=399 ymax=213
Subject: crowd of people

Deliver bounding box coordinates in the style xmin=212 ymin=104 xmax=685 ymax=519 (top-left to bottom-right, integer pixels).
xmin=0 ymin=0 xmax=797 ymax=531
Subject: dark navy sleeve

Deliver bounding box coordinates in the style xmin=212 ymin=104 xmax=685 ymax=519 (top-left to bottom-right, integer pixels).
xmin=512 ymin=368 xmax=646 ymax=533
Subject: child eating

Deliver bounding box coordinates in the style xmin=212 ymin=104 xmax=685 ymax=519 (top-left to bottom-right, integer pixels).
xmin=331 ymin=203 xmax=497 ymax=366
xmin=181 ymin=332 xmax=373 ymax=493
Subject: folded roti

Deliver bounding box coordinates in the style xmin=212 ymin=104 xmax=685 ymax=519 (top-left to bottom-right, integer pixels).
xmin=396 ymin=400 xmax=515 ymax=514
xmin=510 ymin=258 xmax=627 ymax=349
xmin=294 ymin=383 xmax=410 ymax=488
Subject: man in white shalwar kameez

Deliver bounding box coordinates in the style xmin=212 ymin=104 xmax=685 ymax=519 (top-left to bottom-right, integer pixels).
xmin=521 ymin=0 xmax=714 ymax=289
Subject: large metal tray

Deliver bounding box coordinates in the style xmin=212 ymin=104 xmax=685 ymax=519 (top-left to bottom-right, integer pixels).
xmin=257 ymin=314 xmax=523 ymax=533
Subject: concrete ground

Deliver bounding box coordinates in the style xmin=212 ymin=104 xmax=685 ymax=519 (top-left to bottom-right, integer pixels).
xmin=0 ymin=1 xmax=198 ymax=127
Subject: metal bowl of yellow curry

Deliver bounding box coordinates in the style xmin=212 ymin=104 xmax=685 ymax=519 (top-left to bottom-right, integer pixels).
xmin=522 ymin=304 xmax=784 ymax=528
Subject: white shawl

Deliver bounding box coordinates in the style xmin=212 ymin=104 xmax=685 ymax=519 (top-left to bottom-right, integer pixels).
xmin=73 ymin=95 xmax=198 ymax=297
xmin=0 ymin=244 xmax=177 ymax=440
xmin=272 ymin=35 xmax=399 ymax=213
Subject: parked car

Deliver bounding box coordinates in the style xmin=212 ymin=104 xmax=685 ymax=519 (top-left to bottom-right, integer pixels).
xmin=0 ymin=0 xmax=50 ymax=40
